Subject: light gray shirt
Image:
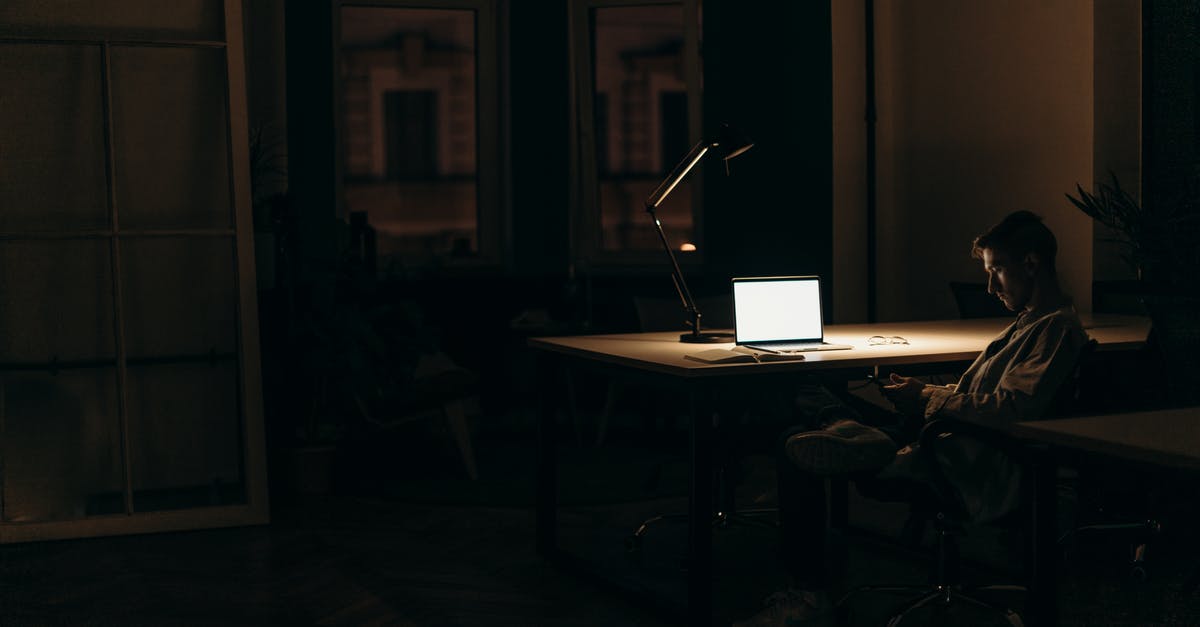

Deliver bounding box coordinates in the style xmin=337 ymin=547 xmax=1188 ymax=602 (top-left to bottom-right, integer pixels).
xmin=888 ymin=302 xmax=1089 ymax=522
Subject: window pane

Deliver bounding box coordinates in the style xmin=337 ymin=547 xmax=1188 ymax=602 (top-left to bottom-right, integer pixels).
xmin=120 ymin=237 xmax=238 ymax=359
xmin=1 ymin=370 xmax=123 ymax=522
xmin=110 ymin=46 xmax=232 ymax=230
xmin=0 ymin=241 xmax=115 ymax=363
xmin=340 ymin=7 xmax=479 ymax=263
xmin=126 ymin=362 xmax=244 ymax=512
xmin=592 ymin=5 xmax=692 ymax=252
xmin=0 ymin=44 xmax=108 ymax=232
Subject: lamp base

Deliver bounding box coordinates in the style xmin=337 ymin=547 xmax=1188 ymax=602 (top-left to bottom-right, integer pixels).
xmin=679 ymin=331 xmax=736 ymax=344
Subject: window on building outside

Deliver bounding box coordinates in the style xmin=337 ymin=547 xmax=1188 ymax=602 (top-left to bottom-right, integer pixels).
xmin=339 ymin=2 xmax=498 ymax=271
xmin=572 ymin=1 xmax=702 ymax=263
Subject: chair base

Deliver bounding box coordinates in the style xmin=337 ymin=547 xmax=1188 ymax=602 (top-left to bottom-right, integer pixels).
xmin=625 ymin=508 xmax=779 ymax=552
xmin=838 ymin=583 xmax=1026 ymax=627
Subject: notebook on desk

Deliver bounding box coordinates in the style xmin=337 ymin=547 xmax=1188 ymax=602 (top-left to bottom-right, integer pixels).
xmin=732 ymin=275 xmax=852 ymax=353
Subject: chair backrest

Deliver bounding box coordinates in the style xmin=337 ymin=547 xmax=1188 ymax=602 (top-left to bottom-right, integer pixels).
xmin=1092 ymin=279 xmax=1147 ymax=315
xmin=632 ymin=293 xmax=733 ymax=332
xmin=1144 ymin=297 xmax=1200 ymax=407
xmin=1047 ymin=338 xmax=1100 ymax=419
xmin=949 ymin=281 xmax=1012 ymax=319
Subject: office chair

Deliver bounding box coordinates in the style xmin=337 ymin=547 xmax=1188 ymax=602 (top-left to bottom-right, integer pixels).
xmin=1037 ymin=336 xmax=1164 ymax=582
xmin=624 ymin=423 xmax=782 ymax=553
xmin=596 ymin=293 xmax=734 ymax=446
xmin=1091 ymin=279 xmax=1147 ymax=315
xmin=837 ymin=420 xmax=1031 ymax=626
xmin=623 ymin=292 xmax=784 ymax=553
xmin=836 ymin=339 xmax=1098 ymax=626
xmin=631 ymin=293 xmax=734 ymax=333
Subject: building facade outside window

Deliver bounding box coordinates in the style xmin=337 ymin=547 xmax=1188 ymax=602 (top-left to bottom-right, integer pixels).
xmin=570 ymin=0 xmax=703 ymax=268
xmin=338 ymin=1 xmax=499 ymax=273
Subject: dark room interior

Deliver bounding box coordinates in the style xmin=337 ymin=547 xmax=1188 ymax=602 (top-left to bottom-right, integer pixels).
xmin=2 ymin=1 xmax=1200 ymax=625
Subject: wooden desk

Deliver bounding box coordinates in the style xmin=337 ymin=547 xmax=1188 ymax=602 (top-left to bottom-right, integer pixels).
xmin=530 ymin=314 xmax=1150 ymax=625
xmin=1011 ymin=407 xmax=1200 ymax=472
xmin=530 ymin=314 xmax=1150 ymax=377
xmin=1008 ymin=407 xmax=1200 ymax=627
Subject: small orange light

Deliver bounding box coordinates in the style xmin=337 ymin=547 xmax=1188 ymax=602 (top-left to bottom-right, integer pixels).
xmin=680 ymin=242 xmax=697 ymax=252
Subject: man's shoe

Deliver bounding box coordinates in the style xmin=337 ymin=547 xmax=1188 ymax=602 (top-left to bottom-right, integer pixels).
xmin=732 ymin=588 xmax=832 ymax=627
xmin=785 ymin=419 xmax=895 ymax=476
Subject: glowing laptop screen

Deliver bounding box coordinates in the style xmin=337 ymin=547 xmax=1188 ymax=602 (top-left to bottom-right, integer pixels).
xmin=732 ymin=276 xmax=824 ymax=344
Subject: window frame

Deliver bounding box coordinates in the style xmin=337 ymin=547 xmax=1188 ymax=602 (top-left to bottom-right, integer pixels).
xmin=568 ymin=0 xmax=703 ymax=272
xmin=0 ymin=0 xmax=269 ymax=542
xmin=335 ymin=0 xmax=503 ymax=272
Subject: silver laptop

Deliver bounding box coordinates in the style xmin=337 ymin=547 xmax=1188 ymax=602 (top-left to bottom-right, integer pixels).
xmin=732 ymin=276 xmax=852 ymax=353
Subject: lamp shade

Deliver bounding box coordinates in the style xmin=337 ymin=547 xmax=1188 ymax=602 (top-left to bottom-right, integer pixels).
xmin=645 ymin=123 xmax=753 ymax=211
xmin=714 ymin=123 xmax=754 ymax=161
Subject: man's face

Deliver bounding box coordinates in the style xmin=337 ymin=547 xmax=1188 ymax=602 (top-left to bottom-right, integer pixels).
xmin=981 ymin=248 xmax=1033 ymax=311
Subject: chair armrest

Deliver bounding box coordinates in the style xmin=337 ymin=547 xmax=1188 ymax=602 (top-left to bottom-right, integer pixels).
xmin=920 ymin=417 xmax=1034 ymax=460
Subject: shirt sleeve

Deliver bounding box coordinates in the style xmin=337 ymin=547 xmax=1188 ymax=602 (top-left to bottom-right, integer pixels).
xmin=923 ymin=316 xmax=1086 ymax=426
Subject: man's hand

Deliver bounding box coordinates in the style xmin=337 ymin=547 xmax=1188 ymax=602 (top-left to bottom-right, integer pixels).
xmin=882 ymin=373 xmax=926 ymax=415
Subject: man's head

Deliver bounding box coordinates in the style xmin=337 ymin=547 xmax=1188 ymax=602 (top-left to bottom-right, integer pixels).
xmin=971 ymin=211 xmax=1059 ymax=312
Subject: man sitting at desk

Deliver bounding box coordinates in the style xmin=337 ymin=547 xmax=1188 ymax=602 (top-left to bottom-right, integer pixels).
xmin=736 ymin=210 xmax=1090 ymax=627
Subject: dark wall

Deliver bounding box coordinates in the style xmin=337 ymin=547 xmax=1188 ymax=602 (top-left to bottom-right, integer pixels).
xmin=1143 ymin=0 xmax=1200 ymax=213
xmin=701 ymin=1 xmax=834 ymax=299
xmin=1140 ymin=0 xmax=1200 ymax=407
xmin=284 ymin=2 xmax=338 ymax=277
xmin=508 ymin=2 xmax=571 ymax=278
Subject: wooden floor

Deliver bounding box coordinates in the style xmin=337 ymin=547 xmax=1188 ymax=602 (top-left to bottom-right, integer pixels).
xmin=1 ymin=410 xmax=1198 ymax=626
xmin=2 ymin=489 xmax=1197 ymax=627
xmin=0 ymin=496 xmax=671 ymax=627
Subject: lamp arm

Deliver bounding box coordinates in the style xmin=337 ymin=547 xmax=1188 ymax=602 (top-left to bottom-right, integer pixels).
xmin=638 ymin=126 xmax=750 ymax=343
xmin=646 ymin=141 xmax=711 ymax=209
xmin=645 ymin=203 xmax=699 ymax=323
xmin=644 ymin=139 xmax=714 ymax=336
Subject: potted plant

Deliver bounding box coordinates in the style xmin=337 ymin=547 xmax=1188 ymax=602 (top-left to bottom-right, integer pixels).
xmin=1066 ymin=173 xmax=1200 ymax=289
xmin=1066 ymin=173 xmax=1200 ymax=405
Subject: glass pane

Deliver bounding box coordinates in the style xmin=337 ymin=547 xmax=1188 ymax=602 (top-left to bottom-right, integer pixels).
xmin=340 ymin=7 xmax=479 ymax=263
xmin=0 ymin=44 xmax=108 ymax=232
xmin=120 ymin=237 xmax=237 ymax=359
xmin=126 ymin=362 xmax=244 ymax=512
xmin=592 ymin=5 xmax=694 ymax=253
xmin=1 ymin=370 xmax=123 ymax=522
xmin=110 ymin=46 xmax=231 ymax=230
xmin=0 ymin=240 xmax=115 ymax=363
xmin=0 ymin=0 xmax=224 ymax=42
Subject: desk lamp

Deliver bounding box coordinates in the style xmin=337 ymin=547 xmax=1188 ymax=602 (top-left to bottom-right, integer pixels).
xmin=644 ymin=123 xmax=753 ymax=343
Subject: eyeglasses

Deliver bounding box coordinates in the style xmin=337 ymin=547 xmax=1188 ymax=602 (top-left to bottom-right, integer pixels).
xmin=867 ymin=335 xmax=909 ymax=346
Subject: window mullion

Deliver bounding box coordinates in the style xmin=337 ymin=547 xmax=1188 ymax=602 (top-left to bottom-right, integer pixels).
xmin=100 ymin=41 xmax=136 ymax=517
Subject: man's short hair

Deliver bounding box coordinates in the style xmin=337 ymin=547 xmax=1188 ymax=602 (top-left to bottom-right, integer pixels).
xmin=971 ymin=210 xmax=1057 ymax=274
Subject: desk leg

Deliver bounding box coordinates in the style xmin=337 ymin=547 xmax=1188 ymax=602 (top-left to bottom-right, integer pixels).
xmin=687 ymin=386 xmax=715 ymax=626
xmin=1027 ymin=454 xmax=1058 ymax=627
xmin=536 ymin=352 xmax=559 ymax=557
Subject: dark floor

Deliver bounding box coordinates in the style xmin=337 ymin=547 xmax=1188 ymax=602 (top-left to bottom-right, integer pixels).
xmin=2 ymin=403 xmax=1198 ymax=626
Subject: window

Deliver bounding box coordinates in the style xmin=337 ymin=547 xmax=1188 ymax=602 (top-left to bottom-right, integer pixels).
xmin=570 ymin=0 xmax=702 ymax=265
xmin=339 ymin=2 xmax=499 ymax=271
xmin=0 ymin=0 xmax=267 ymax=540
